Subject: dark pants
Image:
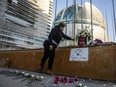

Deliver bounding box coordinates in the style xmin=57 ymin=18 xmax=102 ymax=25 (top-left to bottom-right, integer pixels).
xmin=40 ymin=40 xmax=57 ymax=70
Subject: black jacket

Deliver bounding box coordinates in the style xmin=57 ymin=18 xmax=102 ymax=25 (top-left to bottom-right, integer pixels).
xmin=48 ymin=26 xmax=72 ymax=45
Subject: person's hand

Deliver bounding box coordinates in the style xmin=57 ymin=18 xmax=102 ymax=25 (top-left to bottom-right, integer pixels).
xmin=71 ymin=38 xmax=75 ymax=41
xmin=49 ymin=45 xmax=53 ymax=50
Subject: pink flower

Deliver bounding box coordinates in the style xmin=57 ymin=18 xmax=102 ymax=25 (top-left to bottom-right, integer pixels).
xmin=55 ymin=76 xmax=59 ymax=81
xmin=68 ymin=78 xmax=73 ymax=83
xmin=63 ymin=77 xmax=67 ymax=83
xmin=74 ymin=77 xmax=78 ymax=82
xmin=78 ymin=44 xmax=83 ymax=47
xmin=60 ymin=76 xmax=67 ymax=83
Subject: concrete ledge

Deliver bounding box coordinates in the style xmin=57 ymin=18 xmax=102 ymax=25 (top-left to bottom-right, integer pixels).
xmin=0 ymin=45 xmax=116 ymax=81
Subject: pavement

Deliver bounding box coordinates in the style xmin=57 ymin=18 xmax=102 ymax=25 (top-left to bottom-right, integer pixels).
xmin=0 ymin=67 xmax=116 ymax=87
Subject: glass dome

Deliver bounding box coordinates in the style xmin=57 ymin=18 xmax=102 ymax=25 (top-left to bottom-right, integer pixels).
xmin=63 ymin=6 xmax=74 ymax=20
xmin=54 ymin=2 xmax=106 ymax=29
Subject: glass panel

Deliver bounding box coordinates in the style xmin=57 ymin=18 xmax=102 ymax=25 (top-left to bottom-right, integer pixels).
xmin=55 ymin=10 xmax=63 ymax=22
xmin=63 ymin=7 xmax=74 ymax=20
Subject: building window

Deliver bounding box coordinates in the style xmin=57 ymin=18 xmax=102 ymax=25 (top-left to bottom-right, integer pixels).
xmin=7 ymin=0 xmax=12 ymax=3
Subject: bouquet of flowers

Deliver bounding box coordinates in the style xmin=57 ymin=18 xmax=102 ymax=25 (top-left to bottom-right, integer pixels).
xmin=95 ymin=39 xmax=103 ymax=44
xmin=76 ymin=27 xmax=92 ymax=39
xmin=87 ymin=38 xmax=103 ymax=46
xmin=76 ymin=27 xmax=93 ymax=47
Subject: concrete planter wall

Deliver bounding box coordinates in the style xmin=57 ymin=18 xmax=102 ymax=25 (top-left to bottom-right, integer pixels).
xmin=0 ymin=45 xmax=116 ymax=81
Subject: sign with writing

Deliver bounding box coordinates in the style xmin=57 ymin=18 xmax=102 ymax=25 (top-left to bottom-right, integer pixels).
xmin=69 ymin=48 xmax=89 ymax=61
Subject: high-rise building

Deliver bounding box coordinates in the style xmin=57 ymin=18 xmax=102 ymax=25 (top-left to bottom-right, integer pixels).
xmin=37 ymin=0 xmax=53 ymax=34
xmin=0 ymin=0 xmax=53 ymax=50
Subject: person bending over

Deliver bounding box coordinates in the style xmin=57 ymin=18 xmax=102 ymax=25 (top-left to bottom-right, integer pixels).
xmin=38 ymin=22 xmax=74 ymax=74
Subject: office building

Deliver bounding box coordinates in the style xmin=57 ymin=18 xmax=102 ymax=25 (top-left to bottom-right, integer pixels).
xmin=0 ymin=0 xmax=53 ymax=50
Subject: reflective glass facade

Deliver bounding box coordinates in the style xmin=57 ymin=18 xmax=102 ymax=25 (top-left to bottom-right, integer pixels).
xmin=0 ymin=0 xmax=53 ymax=50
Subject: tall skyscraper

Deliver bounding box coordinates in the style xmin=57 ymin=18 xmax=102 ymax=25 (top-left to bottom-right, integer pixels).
xmin=37 ymin=0 xmax=53 ymax=34
xmin=0 ymin=0 xmax=53 ymax=50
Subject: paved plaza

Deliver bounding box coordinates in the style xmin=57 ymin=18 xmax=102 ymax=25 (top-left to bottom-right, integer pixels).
xmin=0 ymin=67 xmax=116 ymax=87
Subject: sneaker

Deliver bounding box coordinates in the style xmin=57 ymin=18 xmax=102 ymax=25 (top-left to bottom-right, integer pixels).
xmin=47 ymin=70 xmax=54 ymax=75
xmin=38 ymin=66 xmax=43 ymax=71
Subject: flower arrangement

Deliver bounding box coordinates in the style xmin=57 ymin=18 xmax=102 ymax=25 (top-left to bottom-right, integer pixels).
xmin=76 ymin=27 xmax=93 ymax=47
xmin=87 ymin=38 xmax=103 ymax=46
xmin=95 ymin=39 xmax=103 ymax=44
xmin=76 ymin=27 xmax=92 ymax=38
xmin=54 ymin=76 xmax=86 ymax=87
xmin=0 ymin=70 xmax=88 ymax=87
xmin=54 ymin=76 xmax=78 ymax=84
